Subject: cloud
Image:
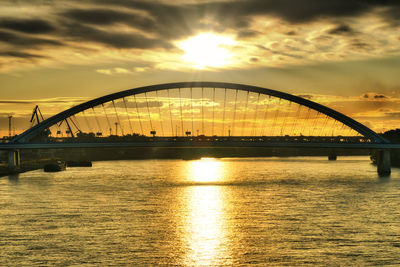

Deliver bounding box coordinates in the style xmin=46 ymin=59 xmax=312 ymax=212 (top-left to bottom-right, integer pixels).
xmin=96 ymin=67 xmax=150 ymax=75
xmin=362 ymin=92 xmax=388 ymax=100
xmin=0 ymin=30 xmax=62 ymax=47
xmin=111 ymin=99 xmax=163 ymax=109
xmin=328 ymin=24 xmax=354 ymax=35
xmin=0 ymin=51 xmax=47 ymax=59
xmin=94 ymin=0 xmax=400 ymax=25
xmin=62 ymin=22 xmax=173 ymax=49
xmin=0 ymin=18 xmax=55 ymax=34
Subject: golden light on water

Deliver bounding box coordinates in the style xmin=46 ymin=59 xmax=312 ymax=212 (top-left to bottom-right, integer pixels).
xmin=184 ymin=186 xmax=228 ymax=265
xmin=189 ymin=157 xmax=224 ymax=183
xmin=178 ymin=33 xmax=236 ymax=69
xmin=181 ymin=158 xmax=232 ymax=265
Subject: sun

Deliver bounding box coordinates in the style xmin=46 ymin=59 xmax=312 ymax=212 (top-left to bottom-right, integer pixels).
xmin=178 ymin=33 xmax=236 ymax=69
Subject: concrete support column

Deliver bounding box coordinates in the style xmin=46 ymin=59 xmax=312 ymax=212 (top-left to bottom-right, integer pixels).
xmin=377 ymin=149 xmax=391 ymax=176
xmin=8 ymin=149 xmax=20 ymax=170
xmin=328 ymin=149 xmax=337 ymax=161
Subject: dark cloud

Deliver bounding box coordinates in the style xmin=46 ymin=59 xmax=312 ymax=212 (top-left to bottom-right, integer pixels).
xmin=0 ymin=18 xmax=55 ymax=34
xmin=237 ymin=29 xmax=259 ymax=39
xmin=0 ymin=30 xmax=62 ymax=46
xmin=328 ymin=24 xmax=354 ymax=35
xmin=351 ymin=40 xmax=370 ymax=50
xmin=0 ymin=51 xmax=46 ymax=59
xmin=94 ymin=0 xmax=400 ymax=25
xmin=385 ymin=112 xmax=400 ymax=118
xmin=362 ymin=93 xmax=388 ymax=99
xmin=249 ymin=57 xmax=259 ymax=63
xmin=2 ymin=0 xmax=400 ymax=60
xmin=63 ymin=23 xmax=173 ymax=49
xmin=61 ymin=8 xmax=156 ymax=30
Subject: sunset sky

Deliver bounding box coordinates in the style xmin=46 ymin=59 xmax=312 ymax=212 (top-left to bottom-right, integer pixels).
xmin=1 ymin=0 xmax=400 ymax=136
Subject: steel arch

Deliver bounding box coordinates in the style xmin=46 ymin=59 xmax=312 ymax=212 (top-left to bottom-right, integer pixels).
xmin=11 ymin=82 xmax=389 ymax=143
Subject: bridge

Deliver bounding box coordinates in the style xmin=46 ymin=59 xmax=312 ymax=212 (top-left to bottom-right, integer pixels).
xmin=1 ymin=81 xmax=394 ymax=176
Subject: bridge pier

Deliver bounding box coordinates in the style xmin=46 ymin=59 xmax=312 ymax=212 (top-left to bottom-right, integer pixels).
xmin=328 ymin=149 xmax=337 ymax=161
xmin=377 ymin=150 xmax=391 ymax=176
xmin=8 ymin=149 xmax=20 ymax=171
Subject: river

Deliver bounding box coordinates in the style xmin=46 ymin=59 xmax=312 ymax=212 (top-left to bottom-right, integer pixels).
xmin=1 ymin=156 xmax=400 ymax=266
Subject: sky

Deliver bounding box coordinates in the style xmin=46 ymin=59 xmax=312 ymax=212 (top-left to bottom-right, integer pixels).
xmin=1 ymin=0 xmax=400 ymax=136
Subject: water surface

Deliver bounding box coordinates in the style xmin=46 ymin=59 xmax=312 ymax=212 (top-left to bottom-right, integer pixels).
xmin=1 ymin=157 xmax=400 ymax=265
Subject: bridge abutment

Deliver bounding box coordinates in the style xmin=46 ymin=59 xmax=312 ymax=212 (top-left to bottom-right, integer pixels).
xmin=377 ymin=149 xmax=391 ymax=176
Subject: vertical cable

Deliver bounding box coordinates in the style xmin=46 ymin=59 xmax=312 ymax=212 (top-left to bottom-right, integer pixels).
xmin=300 ymin=107 xmax=311 ymax=136
xmin=231 ymin=89 xmax=238 ymax=136
xmin=290 ymin=104 xmax=302 ymax=136
xmin=260 ymin=95 xmax=271 ymax=136
xmin=330 ymin=119 xmax=337 ymax=137
xmin=319 ymin=115 xmax=329 ymax=136
xmin=280 ymin=101 xmax=291 ymax=136
xmin=190 ymin=87 xmax=194 ymax=136
xmin=112 ymin=100 xmax=124 ymax=136
xmin=201 ymin=87 xmax=204 ymax=135
xmin=145 ymin=92 xmax=153 ymax=133
xmin=167 ymin=89 xmax=174 ymax=136
xmin=310 ymin=111 xmax=320 ymax=136
xmin=178 ymin=88 xmax=184 ymax=136
xmin=122 ymin=97 xmax=134 ymax=135
xmin=251 ymin=93 xmax=261 ymax=136
xmin=212 ymin=87 xmax=215 ymax=136
xmin=91 ymin=106 xmax=103 ymax=135
xmin=71 ymin=115 xmax=82 ymax=133
xmin=241 ymin=90 xmax=250 ymax=136
xmin=221 ymin=88 xmax=227 ymax=136
xmin=133 ymin=95 xmax=144 ymax=135
xmin=155 ymin=90 xmax=165 ymax=136
xmin=82 ymin=110 xmax=93 ymax=133
xmin=102 ymin=103 xmax=112 ymax=135
xmin=271 ymin=98 xmax=281 ymax=136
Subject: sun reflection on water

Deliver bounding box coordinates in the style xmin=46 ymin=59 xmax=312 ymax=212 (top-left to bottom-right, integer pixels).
xmin=189 ymin=157 xmax=224 ymax=183
xmin=182 ymin=158 xmax=232 ymax=265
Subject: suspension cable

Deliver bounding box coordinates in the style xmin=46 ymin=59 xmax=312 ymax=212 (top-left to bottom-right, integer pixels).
xmin=319 ymin=115 xmax=329 ymax=136
xmin=133 ymin=95 xmax=144 ymax=135
xmin=112 ymin=100 xmax=124 ymax=136
xmin=212 ymin=87 xmax=215 ymax=136
xmin=122 ymin=97 xmax=134 ymax=135
xmin=178 ymin=88 xmax=184 ymax=136
xmin=260 ymin=95 xmax=271 ymax=136
xmin=91 ymin=106 xmax=103 ymax=135
xmin=280 ymin=101 xmax=291 ymax=136
xmin=201 ymin=87 xmax=204 ymax=135
xmin=290 ymin=104 xmax=302 ymax=136
xmin=231 ymin=89 xmax=238 ymax=136
xmin=70 ymin=115 xmax=81 ymax=134
xmin=102 ymin=103 xmax=112 ymax=136
xmin=300 ymin=107 xmax=311 ymax=136
xmin=221 ymin=88 xmax=227 ymax=136
xmin=251 ymin=93 xmax=261 ymax=136
xmin=155 ymin=90 xmax=165 ymax=136
xmin=271 ymin=98 xmax=281 ymax=136
xmin=190 ymin=87 xmax=194 ymax=136
xmin=310 ymin=111 xmax=320 ymax=136
xmin=167 ymin=89 xmax=174 ymax=136
xmin=82 ymin=110 xmax=93 ymax=133
xmin=71 ymin=115 xmax=82 ymax=133
xmin=144 ymin=92 xmax=154 ymax=134
xmin=241 ymin=90 xmax=250 ymax=136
